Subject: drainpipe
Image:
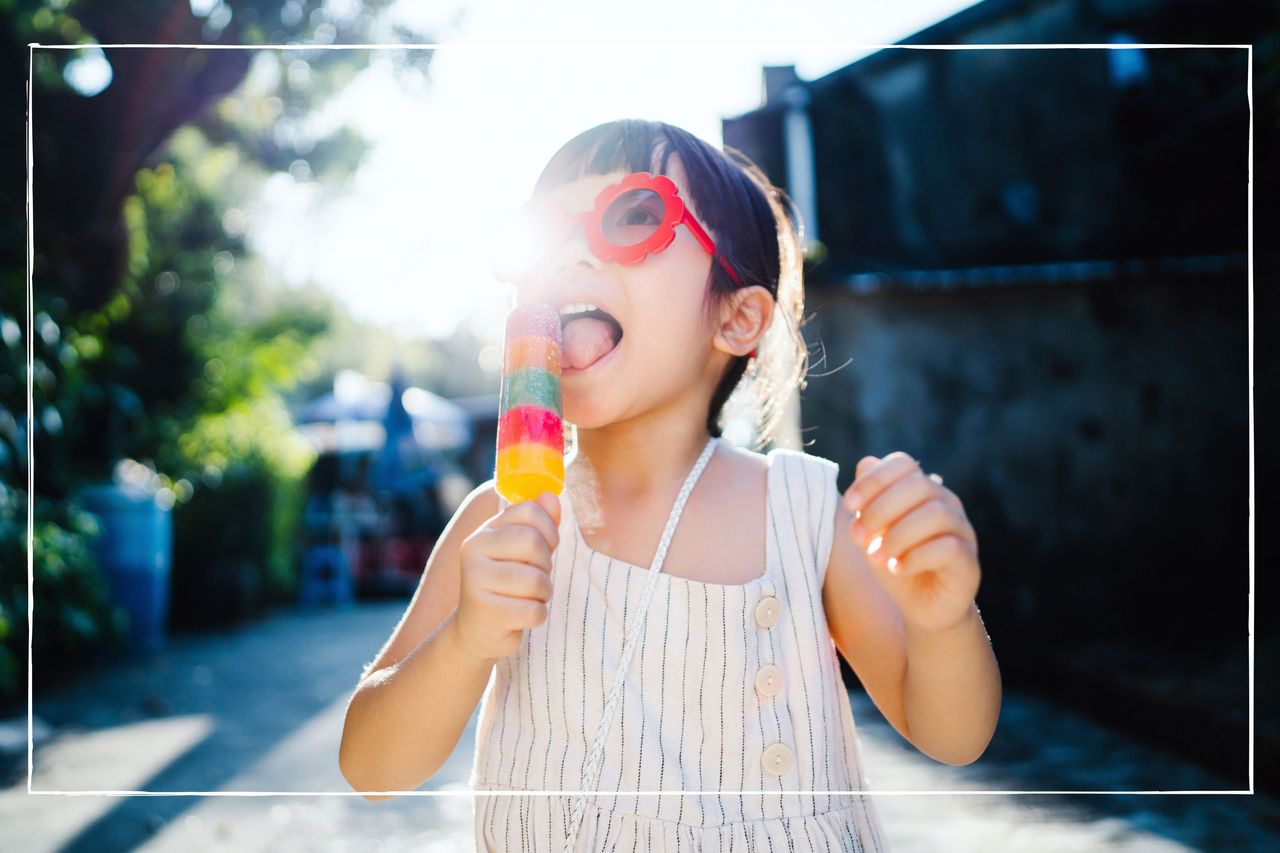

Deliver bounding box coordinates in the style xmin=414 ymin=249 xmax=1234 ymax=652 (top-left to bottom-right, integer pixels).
xmin=781 ymin=83 xmax=820 ymax=257
xmin=777 ymin=83 xmax=818 ymax=452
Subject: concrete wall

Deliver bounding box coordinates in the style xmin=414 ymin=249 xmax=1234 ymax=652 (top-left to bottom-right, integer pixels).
xmin=796 ymin=266 xmax=1248 ymax=676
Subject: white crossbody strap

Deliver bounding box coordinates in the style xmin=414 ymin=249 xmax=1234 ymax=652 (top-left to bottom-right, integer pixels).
xmin=563 ymin=436 xmax=719 ymax=852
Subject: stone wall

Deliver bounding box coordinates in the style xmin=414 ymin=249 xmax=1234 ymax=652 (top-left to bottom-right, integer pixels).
xmin=796 ymin=265 xmax=1248 ymax=681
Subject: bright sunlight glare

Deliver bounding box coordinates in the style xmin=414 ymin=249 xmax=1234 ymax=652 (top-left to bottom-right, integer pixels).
xmin=250 ymin=0 xmax=981 ymax=342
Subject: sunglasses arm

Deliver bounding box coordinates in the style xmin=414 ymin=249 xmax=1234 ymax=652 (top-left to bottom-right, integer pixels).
xmin=679 ymin=210 xmax=745 ymax=288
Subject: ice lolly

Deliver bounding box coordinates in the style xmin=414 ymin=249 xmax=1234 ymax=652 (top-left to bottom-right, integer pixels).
xmin=495 ymin=303 xmax=565 ymax=504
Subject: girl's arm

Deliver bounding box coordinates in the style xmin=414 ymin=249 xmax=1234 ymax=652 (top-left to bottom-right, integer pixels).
xmin=338 ymin=481 xmax=501 ymax=799
xmin=822 ymin=456 xmax=1001 ymax=767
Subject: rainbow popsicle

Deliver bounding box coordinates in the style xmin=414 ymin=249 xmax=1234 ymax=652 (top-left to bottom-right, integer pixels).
xmin=495 ymin=303 xmax=565 ymax=504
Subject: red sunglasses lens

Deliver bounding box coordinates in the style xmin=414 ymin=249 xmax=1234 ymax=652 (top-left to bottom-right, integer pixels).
xmin=491 ymin=185 xmax=673 ymax=281
xmin=600 ymin=188 xmax=667 ymax=248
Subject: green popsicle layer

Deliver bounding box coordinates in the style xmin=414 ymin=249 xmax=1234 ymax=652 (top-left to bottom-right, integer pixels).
xmin=500 ymin=366 xmax=562 ymax=413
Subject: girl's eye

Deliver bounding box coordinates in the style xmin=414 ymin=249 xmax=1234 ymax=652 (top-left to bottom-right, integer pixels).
xmin=623 ymin=207 xmax=657 ymax=225
xmin=608 ymin=198 xmax=662 ymax=230
xmin=601 ymin=189 xmax=665 ymax=245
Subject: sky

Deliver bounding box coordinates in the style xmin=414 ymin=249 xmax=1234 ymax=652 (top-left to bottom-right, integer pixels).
xmin=250 ymin=0 xmax=982 ymax=344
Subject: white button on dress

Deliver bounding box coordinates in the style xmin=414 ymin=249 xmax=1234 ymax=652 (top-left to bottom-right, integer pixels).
xmin=761 ymin=742 xmax=794 ymax=777
xmin=755 ymin=664 xmax=783 ymax=697
xmin=754 ymin=595 xmax=781 ymax=628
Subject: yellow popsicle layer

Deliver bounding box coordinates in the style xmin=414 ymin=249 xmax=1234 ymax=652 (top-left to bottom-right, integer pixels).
xmin=495 ymin=442 xmax=565 ymax=503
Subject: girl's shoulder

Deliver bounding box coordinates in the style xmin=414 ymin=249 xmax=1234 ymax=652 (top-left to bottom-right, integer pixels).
xmin=718 ymin=442 xmax=840 ymax=500
xmin=717 ymin=440 xmax=770 ymax=474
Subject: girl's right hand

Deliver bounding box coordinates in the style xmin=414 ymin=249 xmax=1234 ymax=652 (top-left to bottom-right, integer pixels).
xmin=454 ymin=490 xmax=561 ymax=662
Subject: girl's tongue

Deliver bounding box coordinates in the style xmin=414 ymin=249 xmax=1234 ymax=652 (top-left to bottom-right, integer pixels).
xmin=562 ymin=316 xmax=619 ymax=370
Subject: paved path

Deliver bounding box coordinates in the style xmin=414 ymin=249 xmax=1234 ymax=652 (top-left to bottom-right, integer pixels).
xmin=1 ymin=601 xmax=1276 ymax=851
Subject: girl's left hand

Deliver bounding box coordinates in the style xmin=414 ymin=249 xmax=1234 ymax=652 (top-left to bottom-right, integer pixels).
xmin=842 ymin=451 xmax=981 ymax=635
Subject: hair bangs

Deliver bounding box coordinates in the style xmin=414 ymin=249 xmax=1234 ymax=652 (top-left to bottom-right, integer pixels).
xmin=532 ymin=119 xmax=673 ymax=195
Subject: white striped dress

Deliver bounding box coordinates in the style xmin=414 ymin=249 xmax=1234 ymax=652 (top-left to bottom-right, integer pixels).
xmin=470 ymin=447 xmax=892 ymax=851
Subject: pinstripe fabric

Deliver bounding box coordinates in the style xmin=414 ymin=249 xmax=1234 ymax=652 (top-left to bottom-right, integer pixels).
xmin=470 ymin=448 xmax=891 ymax=851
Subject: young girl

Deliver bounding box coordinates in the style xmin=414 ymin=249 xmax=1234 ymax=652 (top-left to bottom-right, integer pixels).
xmin=339 ymin=119 xmax=1002 ymax=851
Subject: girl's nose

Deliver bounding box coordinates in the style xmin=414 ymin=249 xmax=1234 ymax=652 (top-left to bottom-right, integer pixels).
xmin=546 ymin=221 xmax=602 ymax=274
xmin=504 ymin=221 xmax=604 ymax=300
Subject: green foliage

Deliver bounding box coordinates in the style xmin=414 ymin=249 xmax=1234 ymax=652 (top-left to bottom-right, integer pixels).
xmin=113 ymin=126 xmax=326 ymax=626
xmin=1 ymin=0 xmax=442 ymax=702
xmin=169 ymin=391 xmax=316 ymax=618
xmin=0 ymin=486 xmax=127 ymax=711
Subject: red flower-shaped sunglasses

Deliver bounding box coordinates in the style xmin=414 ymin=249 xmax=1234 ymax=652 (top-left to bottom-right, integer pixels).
xmin=491 ymin=171 xmax=745 ymax=288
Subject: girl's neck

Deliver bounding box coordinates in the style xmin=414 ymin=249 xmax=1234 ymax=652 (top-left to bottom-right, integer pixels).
xmin=571 ymin=422 xmax=715 ymax=501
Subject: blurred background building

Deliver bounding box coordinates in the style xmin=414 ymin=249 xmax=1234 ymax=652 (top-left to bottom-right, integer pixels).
xmin=723 ymin=0 xmax=1255 ymax=783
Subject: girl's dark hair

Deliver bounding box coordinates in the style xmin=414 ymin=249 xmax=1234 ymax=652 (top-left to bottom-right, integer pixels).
xmin=531 ymin=118 xmax=810 ymax=451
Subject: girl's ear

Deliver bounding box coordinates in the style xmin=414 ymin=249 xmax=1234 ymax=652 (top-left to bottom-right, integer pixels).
xmin=714 ymin=286 xmax=773 ymax=358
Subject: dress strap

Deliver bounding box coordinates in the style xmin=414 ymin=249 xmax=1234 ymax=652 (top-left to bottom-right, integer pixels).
xmin=565 ymin=434 xmax=720 ymax=852
xmin=769 ymin=448 xmax=842 ymax=588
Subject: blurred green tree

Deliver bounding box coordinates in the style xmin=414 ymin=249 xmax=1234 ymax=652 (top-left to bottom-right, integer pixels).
xmin=1 ymin=1 xmax=445 ymax=709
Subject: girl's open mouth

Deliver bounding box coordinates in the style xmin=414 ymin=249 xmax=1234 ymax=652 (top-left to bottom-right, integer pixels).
xmin=561 ymin=309 xmax=623 ymax=375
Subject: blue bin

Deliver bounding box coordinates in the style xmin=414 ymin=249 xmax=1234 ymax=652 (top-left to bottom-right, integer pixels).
xmin=76 ymin=483 xmax=172 ymax=654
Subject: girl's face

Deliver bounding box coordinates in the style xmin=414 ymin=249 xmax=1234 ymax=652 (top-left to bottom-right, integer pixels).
xmin=509 ymin=161 xmax=731 ymax=430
